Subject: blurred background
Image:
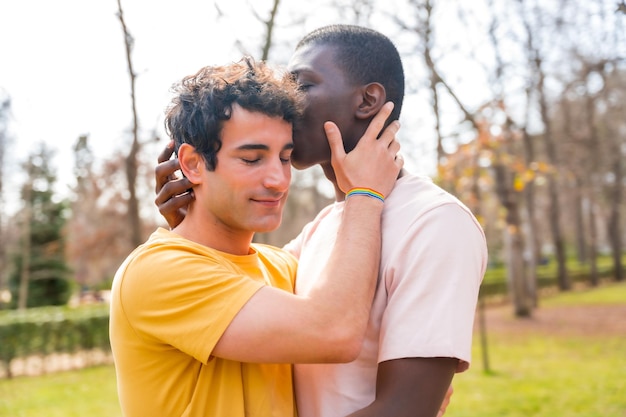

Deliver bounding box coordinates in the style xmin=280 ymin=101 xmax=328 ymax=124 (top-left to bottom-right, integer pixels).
xmin=0 ymin=0 xmax=625 ymax=415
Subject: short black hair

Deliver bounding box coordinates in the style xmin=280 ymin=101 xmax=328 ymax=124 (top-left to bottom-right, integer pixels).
xmin=296 ymin=25 xmax=405 ymax=121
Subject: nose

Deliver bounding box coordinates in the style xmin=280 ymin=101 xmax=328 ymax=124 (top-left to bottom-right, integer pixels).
xmin=262 ymin=158 xmax=290 ymax=192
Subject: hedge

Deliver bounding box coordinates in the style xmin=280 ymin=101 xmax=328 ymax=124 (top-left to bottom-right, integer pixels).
xmin=0 ymin=304 xmax=110 ymax=378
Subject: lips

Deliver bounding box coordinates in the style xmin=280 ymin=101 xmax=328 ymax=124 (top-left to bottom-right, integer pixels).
xmin=251 ymin=196 xmax=285 ymax=207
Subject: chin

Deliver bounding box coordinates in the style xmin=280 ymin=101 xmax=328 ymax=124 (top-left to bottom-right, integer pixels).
xmin=253 ymin=217 xmax=283 ymax=233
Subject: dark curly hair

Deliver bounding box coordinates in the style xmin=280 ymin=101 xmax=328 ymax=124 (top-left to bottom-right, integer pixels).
xmin=165 ymin=56 xmax=304 ymax=170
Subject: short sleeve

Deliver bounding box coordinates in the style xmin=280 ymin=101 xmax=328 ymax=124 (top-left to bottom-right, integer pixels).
xmin=119 ymin=245 xmax=264 ymax=364
xmin=379 ymin=203 xmax=487 ymax=372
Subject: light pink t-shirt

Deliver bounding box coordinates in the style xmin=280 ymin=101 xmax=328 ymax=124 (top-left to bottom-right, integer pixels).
xmin=284 ymin=173 xmax=488 ymax=417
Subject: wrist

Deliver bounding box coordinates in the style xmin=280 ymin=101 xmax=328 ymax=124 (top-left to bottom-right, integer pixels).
xmin=343 ymin=191 xmax=385 ymax=215
xmin=345 ymin=187 xmax=385 ymax=203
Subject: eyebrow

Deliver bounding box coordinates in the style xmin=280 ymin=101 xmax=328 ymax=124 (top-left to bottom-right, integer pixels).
xmin=236 ymin=143 xmax=294 ymax=151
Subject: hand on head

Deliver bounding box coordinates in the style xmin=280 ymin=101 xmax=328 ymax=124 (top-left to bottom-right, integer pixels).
xmin=155 ymin=140 xmax=194 ymax=229
xmin=324 ymin=102 xmax=403 ymax=199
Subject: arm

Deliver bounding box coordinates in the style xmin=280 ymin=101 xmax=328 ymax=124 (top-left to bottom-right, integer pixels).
xmin=347 ymin=358 xmax=456 ymax=417
xmin=346 ymin=197 xmax=486 ymax=415
xmin=213 ymin=103 xmax=403 ymax=364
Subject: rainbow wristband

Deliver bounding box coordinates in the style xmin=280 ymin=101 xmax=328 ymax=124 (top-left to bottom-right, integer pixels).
xmin=345 ymin=187 xmax=385 ymax=203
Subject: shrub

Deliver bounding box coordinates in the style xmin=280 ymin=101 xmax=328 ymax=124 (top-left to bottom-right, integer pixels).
xmin=0 ymin=304 xmax=110 ymax=378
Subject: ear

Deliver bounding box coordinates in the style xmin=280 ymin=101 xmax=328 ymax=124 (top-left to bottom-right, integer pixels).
xmin=177 ymin=143 xmax=204 ymax=185
xmin=355 ymin=82 xmax=386 ymax=120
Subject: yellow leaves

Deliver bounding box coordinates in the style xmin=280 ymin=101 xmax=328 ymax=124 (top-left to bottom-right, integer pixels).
xmin=513 ymin=175 xmax=526 ymax=192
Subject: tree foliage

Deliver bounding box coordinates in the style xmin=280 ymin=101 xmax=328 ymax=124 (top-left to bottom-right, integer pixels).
xmin=8 ymin=143 xmax=71 ymax=309
xmin=0 ymin=94 xmax=10 ymax=308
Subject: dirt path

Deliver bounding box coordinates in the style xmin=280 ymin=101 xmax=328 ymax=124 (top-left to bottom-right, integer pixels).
xmin=478 ymin=301 xmax=626 ymax=338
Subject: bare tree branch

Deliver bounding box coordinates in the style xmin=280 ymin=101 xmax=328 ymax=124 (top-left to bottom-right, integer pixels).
xmin=116 ymin=0 xmax=143 ymax=247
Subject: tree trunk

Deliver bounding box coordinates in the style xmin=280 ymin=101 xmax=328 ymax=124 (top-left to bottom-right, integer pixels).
xmin=538 ymin=72 xmax=569 ymax=290
xmin=506 ymin=222 xmax=531 ymax=317
xmin=520 ymin=128 xmax=538 ymax=306
xmin=607 ymin=156 xmax=624 ymax=282
xmin=0 ymin=98 xmax=8 ymax=307
xmin=587 ymin=197 xmax=599 ymax=287
xmin=18 ymin=184 xmax=32 ymax=310
xmin=494 ymin=164 xmax=532 ymax=317
xmin=546 ymin=174 xmax=569 ymax=290
xmin=117 ymin=0 xmax=143 ymax=247
xmin=573 ymin=176 xmax=587 ymax=264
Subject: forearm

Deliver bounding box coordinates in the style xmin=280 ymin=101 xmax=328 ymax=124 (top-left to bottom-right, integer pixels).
xmin=346 ymin=358 xmax=457 ymax=417
xmin=304 ymin=195 xmax=383 ymax=360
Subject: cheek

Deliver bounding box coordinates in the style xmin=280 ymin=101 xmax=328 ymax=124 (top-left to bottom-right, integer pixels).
xmin=303 ymin=94 xmax=330 ymax=122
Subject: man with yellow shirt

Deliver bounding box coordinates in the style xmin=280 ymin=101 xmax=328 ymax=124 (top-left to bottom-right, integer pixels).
xmin=109 ymin=57 xmax=402 ymax=417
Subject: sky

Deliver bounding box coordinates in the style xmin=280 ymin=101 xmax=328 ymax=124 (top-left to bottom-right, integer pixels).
xmin=0 ymin=0 xmax=476 ymax=214
xmin=1 ymin=0 xmax=263 ymax=209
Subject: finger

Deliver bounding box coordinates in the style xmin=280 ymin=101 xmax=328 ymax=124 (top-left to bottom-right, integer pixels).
xmin=362 ymin=101 xmax=394 ymax=143
xmin=388 ymin=140 xmax=401 ymax=156
xmin=324 ymin=121 xmax=347 ymax=161
xmin=378 ymin=120 xmax=400 ymax=148
xmin=154 ymin=177 xmax=194 ymax=206
xmin=157 ymin=140 xmax=176 ymax=164
xmin=155 ymin=159 xmax=182 ymax=193
xmin=157 ymin=192 xmax=194 ymax=217
xmin=394 ymin=153 xmax=405 ymax=169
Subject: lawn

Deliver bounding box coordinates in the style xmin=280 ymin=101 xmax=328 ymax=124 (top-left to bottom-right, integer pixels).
xmin=0 ymin=365 xmax=121 ymax=417
xmin=0 ymin=282 xmax=624 ymax=417
xmin=449 ymin=281 xmax=626 ymax=417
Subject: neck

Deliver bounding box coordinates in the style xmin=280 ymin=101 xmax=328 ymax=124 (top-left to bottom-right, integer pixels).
xmin=173 ymin=205 xmax=254 ymax=256
xmin=321 ymin=163 xmax=346 ymax=201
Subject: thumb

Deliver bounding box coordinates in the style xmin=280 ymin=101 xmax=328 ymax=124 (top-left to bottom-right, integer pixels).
xmin=324 ymin=121 xmax=346 ymax=161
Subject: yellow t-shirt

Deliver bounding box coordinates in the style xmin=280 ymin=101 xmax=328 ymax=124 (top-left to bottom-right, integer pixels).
xmin=110 ymin=228 xmax=298 ymax=417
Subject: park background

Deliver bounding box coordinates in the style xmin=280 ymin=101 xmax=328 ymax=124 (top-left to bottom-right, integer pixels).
xmin=0 ymin=0 xmax=625 ymax=416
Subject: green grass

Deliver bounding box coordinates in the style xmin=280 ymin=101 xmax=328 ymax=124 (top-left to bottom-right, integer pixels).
xmin=482 ymin=254 xmax=624 ymax=284
xmin=541 ymin=281 xmax=626 ymax=306
xmin=450 ymin=334 xmax=626 ymax=417
xmin=449 ymin=281 xmax=626 ymax=417
xmin=0 ymin=282 xmax=624 ymax=417
xmin=0 ymin=365 xmax=121 ymax=417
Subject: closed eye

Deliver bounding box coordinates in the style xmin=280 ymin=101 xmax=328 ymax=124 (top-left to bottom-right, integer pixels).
xmin=280 ymin=149 xmax=293 ymax=164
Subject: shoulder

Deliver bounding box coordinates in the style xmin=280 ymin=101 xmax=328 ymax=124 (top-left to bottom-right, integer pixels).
xmin=384 ymin=174 xmax=484 ymax=240
xmin=124 ymin=228 xmax=232 ymax=275
xmin=387 ymin=173 xmax=467 ymax=212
